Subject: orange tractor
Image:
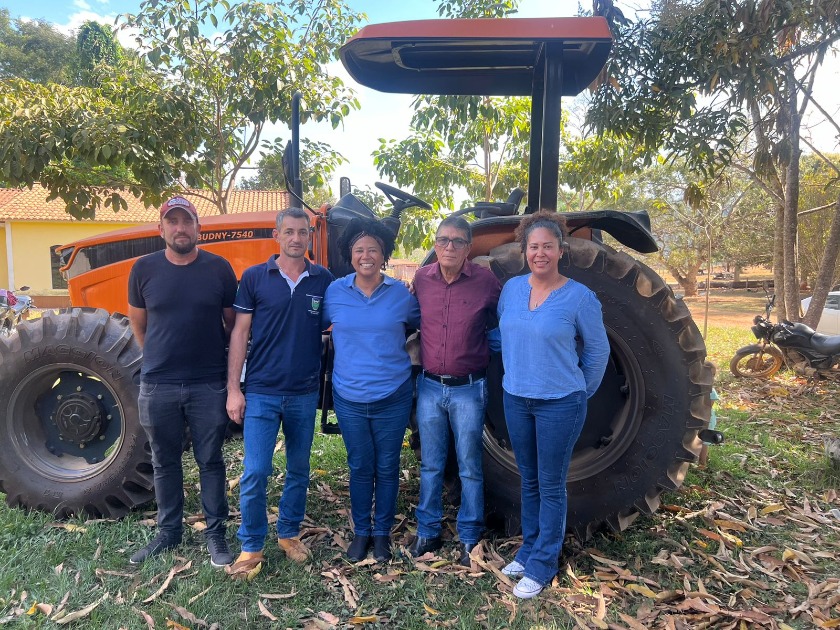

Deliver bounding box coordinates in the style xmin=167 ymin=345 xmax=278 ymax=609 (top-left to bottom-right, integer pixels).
xmin=0 ymin=17 xmax=714 ymax=539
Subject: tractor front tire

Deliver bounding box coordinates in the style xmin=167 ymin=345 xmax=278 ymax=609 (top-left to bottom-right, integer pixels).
xmin=0 ymin=308 xmax=153 ymax=518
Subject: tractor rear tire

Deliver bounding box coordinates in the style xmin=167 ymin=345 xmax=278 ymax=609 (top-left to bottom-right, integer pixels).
xmin=0 ymin=308 xmax=153 ymax=518
xmin=482 ymin=239 xmax=714 ymax=539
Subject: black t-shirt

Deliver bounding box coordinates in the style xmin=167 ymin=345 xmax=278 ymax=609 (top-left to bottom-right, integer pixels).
xmin=128 ymin=249 xmax=238 ymax=384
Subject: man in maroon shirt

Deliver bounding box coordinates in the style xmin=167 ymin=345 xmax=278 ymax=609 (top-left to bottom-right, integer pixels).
xmin=409 ymin=216 xmax=501 ymax=566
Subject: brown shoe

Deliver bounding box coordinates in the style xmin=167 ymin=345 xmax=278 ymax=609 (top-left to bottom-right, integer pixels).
xmin=225 ymin=550 xmax=264 ymax=580
xmin=278 ymin=537 xmax=310 ymax=563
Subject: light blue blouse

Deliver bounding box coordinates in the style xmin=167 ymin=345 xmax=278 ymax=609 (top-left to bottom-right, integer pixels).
xmin=323 ymin=273 xmax=421 ymax=403
xmin=497 ymin=275 xmax=610 ymax=399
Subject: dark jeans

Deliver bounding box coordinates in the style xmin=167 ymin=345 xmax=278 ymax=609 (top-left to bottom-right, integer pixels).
xmin=332 ymin=377 xmax=413 ymax=537
xmin=503 ymin=390 xmax=586 ymax=586
xmin=138 ymin=379 xmax=230 ymax=539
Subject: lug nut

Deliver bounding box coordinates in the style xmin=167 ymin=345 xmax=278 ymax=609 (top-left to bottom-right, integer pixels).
xmin=97 ymin=394 xmax=103 ymax=400
xmin=76 ymin=386 xmax=82 ymax=392
xmin=57 ymin=395 xmax=62 ymax=400
xmin=99 ymin=435 xmax=105 ymax=440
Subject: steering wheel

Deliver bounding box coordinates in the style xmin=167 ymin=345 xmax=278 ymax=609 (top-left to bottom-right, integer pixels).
xmin=375 ymin=182 xmax=432 ymax=212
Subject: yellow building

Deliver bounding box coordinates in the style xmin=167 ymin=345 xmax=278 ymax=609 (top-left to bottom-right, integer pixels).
xmin=0 ymin=185 xmax=290 ymax=308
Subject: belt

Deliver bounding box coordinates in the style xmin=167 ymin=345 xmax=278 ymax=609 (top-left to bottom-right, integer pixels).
xmin=423 ymin=369 xmax=486 ymax=387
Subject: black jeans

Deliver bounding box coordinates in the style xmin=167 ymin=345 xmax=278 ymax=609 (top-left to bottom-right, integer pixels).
xmin=138 ymin=380 xmax=229 ymax=538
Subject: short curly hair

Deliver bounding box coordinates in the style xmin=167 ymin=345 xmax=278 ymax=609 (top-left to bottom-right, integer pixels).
xmin=514 ymin=210 xmax=568 ymax=253
xmin=337 ymin=217 xmax=397 ymax=266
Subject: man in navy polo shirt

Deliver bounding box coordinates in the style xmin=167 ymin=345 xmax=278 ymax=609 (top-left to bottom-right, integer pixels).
xmin=225 ymin=207 xmax=333 ymax=576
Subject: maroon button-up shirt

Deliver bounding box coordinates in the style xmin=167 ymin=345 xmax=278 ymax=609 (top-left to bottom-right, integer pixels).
xmin=414 ymin=259 xmax=502 ymax=377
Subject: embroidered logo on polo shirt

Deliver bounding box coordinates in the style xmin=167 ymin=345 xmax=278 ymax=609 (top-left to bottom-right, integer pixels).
xmin=307 ymin=294 xmax=323 ymax=314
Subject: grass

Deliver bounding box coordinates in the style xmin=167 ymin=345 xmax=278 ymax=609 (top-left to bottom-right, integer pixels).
xmin=2 ymin=297 xmax=840 ymax=628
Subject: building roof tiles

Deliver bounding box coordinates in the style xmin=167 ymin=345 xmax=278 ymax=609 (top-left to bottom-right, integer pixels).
xmin=0 ymin=185 xmax=291 ymax=222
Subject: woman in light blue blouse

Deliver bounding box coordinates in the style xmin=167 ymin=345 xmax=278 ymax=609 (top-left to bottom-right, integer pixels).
xmin=497 ymin=211 xmax=610 ymax=599
xmin=323 ymin=217 xmax=420 ymax=564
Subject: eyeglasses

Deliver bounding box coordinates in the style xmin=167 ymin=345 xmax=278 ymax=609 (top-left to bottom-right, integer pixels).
xmin=434 ymin=236 xmax=470 ymax=250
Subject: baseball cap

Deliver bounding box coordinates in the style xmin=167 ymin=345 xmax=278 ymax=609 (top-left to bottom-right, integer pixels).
xmin=160 ymin=196 xmax=199 ymax=221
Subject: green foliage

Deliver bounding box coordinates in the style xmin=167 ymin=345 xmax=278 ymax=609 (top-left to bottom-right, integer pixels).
xmin=0 ymin=8 xmax=78 ymax=85
xmin=77 ymin=21 xmax=124 ymax=87
xmin=798 ymin=153 xmax=840 ymax=286
xmin=435 ymin=0 xmax=520 ymax=18
xmin=0 ymin=71 xmax=200 ymax=218
xmin=615 ymin=161 xmax=770 ymax=295
xmin=587 ymin=0 xmax=840 ymax=176
xmin=119 ymin=0 xmax=362 ymax=212
xmin=0 ymin=0 xmax=364 ymax=216
xmin=239 ymin=137 xmax=346 ymax=205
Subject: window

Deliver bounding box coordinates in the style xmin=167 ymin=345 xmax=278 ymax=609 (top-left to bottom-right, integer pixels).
xmin=826 ymin=296 xmax=840 ymax=311
xmin=50 ymin=244 xmax=68 ymax=289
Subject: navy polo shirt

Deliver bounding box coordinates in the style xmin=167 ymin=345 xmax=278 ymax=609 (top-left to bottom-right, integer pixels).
xmin=234 ymin=256 xmax=334 ymax=395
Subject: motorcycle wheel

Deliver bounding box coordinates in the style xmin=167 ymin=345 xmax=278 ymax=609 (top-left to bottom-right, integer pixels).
xmin=729 ymin=346 xmax=784 ymax=378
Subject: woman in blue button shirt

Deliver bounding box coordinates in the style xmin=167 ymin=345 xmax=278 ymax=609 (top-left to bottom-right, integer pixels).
xmin=323 ymin=217 xmax=420 ymax=563
xmin=497 ymin=211 xmax=610 ymax=599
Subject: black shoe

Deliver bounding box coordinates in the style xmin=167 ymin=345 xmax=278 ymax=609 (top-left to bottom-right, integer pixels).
xmin=372 ymin=536 xmax=392 ymax=562
xmin=408 ymin=535 xmax=442 ymax=558
xmin=129 ymin=531 xmax=179 ymax=565
xmin=206 ymin=533 xmax=234 ymax=568
xmin=459 ymin=542 xmax=477 ymax=567
xmin=346 ymin=535 xmax=371 ymax=562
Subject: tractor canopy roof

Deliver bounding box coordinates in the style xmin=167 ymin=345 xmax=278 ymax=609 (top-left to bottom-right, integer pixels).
xmin=339 ymin=17 xmax=611 ymax=97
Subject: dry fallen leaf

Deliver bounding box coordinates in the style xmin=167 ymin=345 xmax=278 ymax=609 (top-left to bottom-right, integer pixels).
xmin=348 ymin=615 xmax=379 ymax=624
xmin=133 ymin=607 xmax=155 ymax=629
xmin=258 ymin=599 xmax=277 ymax=622
xmin=424 ymin=603 xmax=441 ymax=615
xmin=52 ymin=593 xmax=108 ymax=625
xmin=318 ymin=610 xmax=340 ymax=625
xmin=259 ymin=591 xmax=297 ymax=600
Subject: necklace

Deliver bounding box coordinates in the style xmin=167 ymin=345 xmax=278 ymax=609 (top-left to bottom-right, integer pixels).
xmin=529 ymin=277 xmax=567 ymax=309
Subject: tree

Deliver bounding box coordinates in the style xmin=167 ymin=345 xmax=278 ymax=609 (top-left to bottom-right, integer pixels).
xmin=587 ymin=0 xmax=840 ymax=325
xmin=0 ymin=8 xmax=77 ymax=85
xmin=0 ymin=69 xmax=202 ymax=217
xmin=238 ymin=138 xmax=346 ymax=207
xmin=614 ymin=162 xmax=765 ymax=297
xmin=77 ymin=20 xmax=124 ymax=87
xmin=798 ymin=153 xmax=840 ymax=289
xmin=0 ymin=0 xmax=363 ymax=218
xmin=119 ymin=0 xmax=362 ymax=214
xmin=370 ymin=0 xmax=525 ymax=250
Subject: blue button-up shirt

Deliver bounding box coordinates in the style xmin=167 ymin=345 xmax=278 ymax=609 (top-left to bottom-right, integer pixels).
xmin=324 ymin=273 xmax=421 ymax=403
xmin=497 ymin=275 xmax=609 ymax=399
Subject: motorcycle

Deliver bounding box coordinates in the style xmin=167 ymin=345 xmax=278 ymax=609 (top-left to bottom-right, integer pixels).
xmin=0 ymin=286 xmax=34 ymax=335
xmin=730 ymin=292 xmax=840 ymax=379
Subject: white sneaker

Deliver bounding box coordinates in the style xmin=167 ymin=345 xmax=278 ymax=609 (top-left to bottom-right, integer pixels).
xmin=513 ymin=576 xmax=544 ymax=599
xmin=501 ymin=560 xmax=525 ymax=578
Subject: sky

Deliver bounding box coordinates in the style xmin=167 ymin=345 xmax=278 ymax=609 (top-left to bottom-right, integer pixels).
xmin=3 ymin=0 xmax=585 ymax=206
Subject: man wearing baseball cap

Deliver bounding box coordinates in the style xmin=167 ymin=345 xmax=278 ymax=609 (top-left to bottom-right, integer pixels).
xmin=127 ymin=195 xmax=238 ymax=567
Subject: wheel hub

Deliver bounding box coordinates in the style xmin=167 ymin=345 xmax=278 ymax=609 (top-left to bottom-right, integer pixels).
xmin=54 ymin=393 xmax=104 ymax=446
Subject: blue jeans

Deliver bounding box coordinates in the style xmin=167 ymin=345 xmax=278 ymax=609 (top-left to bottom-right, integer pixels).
xmin=415 ymin=375 xmax=486 ymax=544
xmin=503 ymin=390 xmax=586 ymax=586
xmin=332 ymin=377 xmax=413 ymax=537
xmin=237 ymin=391 xmax=318 ymax=552
xmin=138 ymin=379 xmax=230 ymax=539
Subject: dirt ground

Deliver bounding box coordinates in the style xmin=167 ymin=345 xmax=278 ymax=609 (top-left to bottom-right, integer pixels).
xmin=680 ymin=289 xmax=770 ymax=328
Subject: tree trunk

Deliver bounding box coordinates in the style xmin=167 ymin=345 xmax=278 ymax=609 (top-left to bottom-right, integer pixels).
xmin=782 ymin=63 xmax=802 ymax=321
xmin=803 ymin=196 xmax=840 ymax=328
